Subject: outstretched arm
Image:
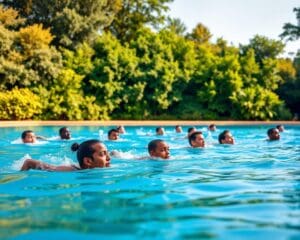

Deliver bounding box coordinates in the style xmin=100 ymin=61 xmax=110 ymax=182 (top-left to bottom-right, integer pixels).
xmin=36 ymin=135 xmax=47 ymax=141
xmin=21 ymin=159 xmax=55 ymax=171
xmin=20 ymin=159 xmax=74 ymax=171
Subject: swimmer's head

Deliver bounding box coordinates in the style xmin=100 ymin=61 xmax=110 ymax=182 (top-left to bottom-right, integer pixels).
xmin=189 ymin=131 xmax=205 ymax=148
xmin=218 ymin=130 xmax=234 ymax=144
xmin=116 ymin=125 xmax=125 ymax=134
xmin=71 ymin=139 xmax=110 ymax=169
xmin=175 ymin=125 xmax=182 ymax=133
xmin=148 ymin=139 xmax=170 ymax=159
xmin=59 ymin=127 xmax=71 ymax=140
xmin=267 ymin=128 xmax=280 ymax=141
xmin=156 ymin=127 xmax=165 ymax=136
xmin=21 ymin=130 xmax=36 ymax=143
xmin=276 ymin=125 xmax=284 ymax=132
xmin=187 ymin=127 xmax=196 ymax=137
xmin=208 ymin=124 xmax=216 ymax=131
xmin=108 ymin=129 xmax=119 ymax=140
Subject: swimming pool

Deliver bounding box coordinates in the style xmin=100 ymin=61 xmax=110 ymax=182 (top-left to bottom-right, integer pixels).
xmin=0 ymin=125 xmax=299 ymax=239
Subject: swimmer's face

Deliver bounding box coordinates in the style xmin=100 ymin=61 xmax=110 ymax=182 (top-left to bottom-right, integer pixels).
xmin=156 ymin=128 xmax=165 ymax=135
xmin=108 ymin=131 xmax=119 ymax=140
xmin=60 ymin=128 xmax=71 ymax=140
xmin=150 ymin=141 xmax=170 ymax=159
xmin=269 ymin=129 xmax=280 ymax=141
xmin=23 ymin=132 xmax=36 ymax=143
xmin=175 ymin=126 xmax=182 ymax=133
xmin=221 ymin=132 xmax=234 ymax=144
xmin=208 ymin=125 xmax=216 ymax=131
xmin=191 ymin=133 xmax=205 ymax=148
xmin=277 ymin=126 xmax=284 ymax=132
xmin=89 ymin=143 xmax=110 ymax=168
xmin=117 ymin=126 xmax=125 ymax=134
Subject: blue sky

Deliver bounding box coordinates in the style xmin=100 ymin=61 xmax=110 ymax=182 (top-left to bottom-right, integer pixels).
xmin=168 ymin=0 xmax=300 ymax=57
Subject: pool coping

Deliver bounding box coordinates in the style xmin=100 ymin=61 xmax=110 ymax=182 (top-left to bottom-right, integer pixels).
xmin=0 ymin=120 xmax=299 ymax=127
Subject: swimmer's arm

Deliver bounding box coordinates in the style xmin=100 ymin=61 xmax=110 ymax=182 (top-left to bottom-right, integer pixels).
xmin=36 ymin=135 xmax=47 ymax=141
xmin=21 ymin=159 xmax=54 ymax=171
xmin=20 ymin=159 xmax=74 ymax=171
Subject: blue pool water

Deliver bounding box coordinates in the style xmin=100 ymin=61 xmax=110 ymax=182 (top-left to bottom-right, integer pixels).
xmin=0 ymin=125 xmax=299 ymax=239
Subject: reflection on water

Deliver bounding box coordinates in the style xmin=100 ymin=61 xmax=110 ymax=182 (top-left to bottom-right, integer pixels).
xmin=0 ymin=125 xmax=299 ymax=239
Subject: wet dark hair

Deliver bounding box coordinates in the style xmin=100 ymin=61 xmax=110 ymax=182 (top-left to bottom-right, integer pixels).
xmin=267 ymin=128 xmax=277 ymax=137
xmin=21 ymin=130 xmax=33 ymax=140
xmin=148 ymin=139 xmax=164 ymax=153
xmin=116 ymin=126 xmax=123 ymax=131
xmin=71 ymin=139 xmax=101 ymax=168
xmin=59 ymin=127 xmax=67 ymax=136
xmin=188 ymin=131 xmax=203 ymax=146
xmin=187 ymin=127 xmax=195 ymax=133
xmin=108 ymin=129 xmax=118 ymax=137
xmin=218 ymin=130 xmax=230 ymax=144
xmin=156 ymin=127 xmax=163 ymax=133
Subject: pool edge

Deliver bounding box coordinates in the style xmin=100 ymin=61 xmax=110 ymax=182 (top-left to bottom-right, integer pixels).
xmin=1 ymin=120 xmax=300 ymax=127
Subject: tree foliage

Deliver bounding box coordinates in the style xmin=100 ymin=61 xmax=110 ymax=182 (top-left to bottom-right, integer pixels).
xmin=0 ymin=2 xmax=298 ymax=120
xmin=280 ymin=7 xmax=300 ymax=41
xmin=0 ymin=88 xmax=42 ymax=120
xmin=0 ymin=11 xmax=62 ymax=90
xmin=36 ymin=69 xmax=101 ymax=120
xmin=186 ymin=23 xmax=212 ymax=44
xmin=87 ymin=32 xmax=142 ymax=119
xmin=1 ymin=0 xmax=121 ymax=49
xmin=164 ymin=17 xmax=187 ymax=36
xmin=105 ymin=0 xmax=172 ymax=42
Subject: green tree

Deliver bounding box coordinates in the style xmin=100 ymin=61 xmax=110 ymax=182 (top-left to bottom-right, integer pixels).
xmin=276 ymin=56 xmax=300 ymax=117
xmin=230 ymin=86 xmax=282 ymax=120
xmin=240 ymin=35 xmax=285 ymax=65
xmin=131 ymin=28 xmax=195 ymax=118
xmin=87 ymin=32 xmax=142 ymax=119
xmin=105 ymin=0 xmax=172 ymax=43
xmin=1 ymin=0 xmax=121 ymax=49
xmin=279 ymin=7 xmax=300 ymax=118
xmin=36 ymin=69 xmax=101 ymax=120
xmin=0 ymin=7 xmax=62 ymax=90
xmin=164 ymin=17 xmax=187 ymax=36
xmin=280 ymin=7 xmax=300 ymax=41
xmin=186 ymin=23 xmax=212 ymax=44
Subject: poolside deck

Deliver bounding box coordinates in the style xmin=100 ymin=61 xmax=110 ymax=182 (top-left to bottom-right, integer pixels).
xmin=0 ymin=120 xmax=299 ymax=127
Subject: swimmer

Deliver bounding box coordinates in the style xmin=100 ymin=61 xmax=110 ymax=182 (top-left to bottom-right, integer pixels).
xmin=108 ymin=128 xmax=119 ymax=140
xmin=116 ymin=125 xmax=126 ymax=134
xmin=59 ymin=127 xmax=71 ymax=140
xmin=21 ymin=139 xmax=110 ymax=171
xmin=175 ymin=125 xmax=182 ymax=133
xmin=188 ymin=131 xmax=205 ymax=148
xmin=208 ymin=124 xmax=216 ymax=131
xmin=218 ymin=130 xmax=234 ymax=144
xmin=21 ymin=130 xmax=47 ymax=143
xmin=267 ymin=128 xmax=280 ymax=141
xmin=110 ymin=139 xmax=170 ymax=160
xmin=186 ymin=127 xmax=196 ymax=138
xmin=276 ymin=125 xmax=284 ymax=132
xmin=156 ymin=127 xmax=165 ymax=136
xmin=148 ymin=139 xmax=170 ymax=159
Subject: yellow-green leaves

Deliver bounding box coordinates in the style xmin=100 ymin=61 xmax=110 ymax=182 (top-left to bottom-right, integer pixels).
xmin=0 ymin=88 xmax=42 ymax=120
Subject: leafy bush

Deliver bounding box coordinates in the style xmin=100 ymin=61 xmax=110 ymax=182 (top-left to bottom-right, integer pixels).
xmin=0 ymin=88 xmax=42 ymax=119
